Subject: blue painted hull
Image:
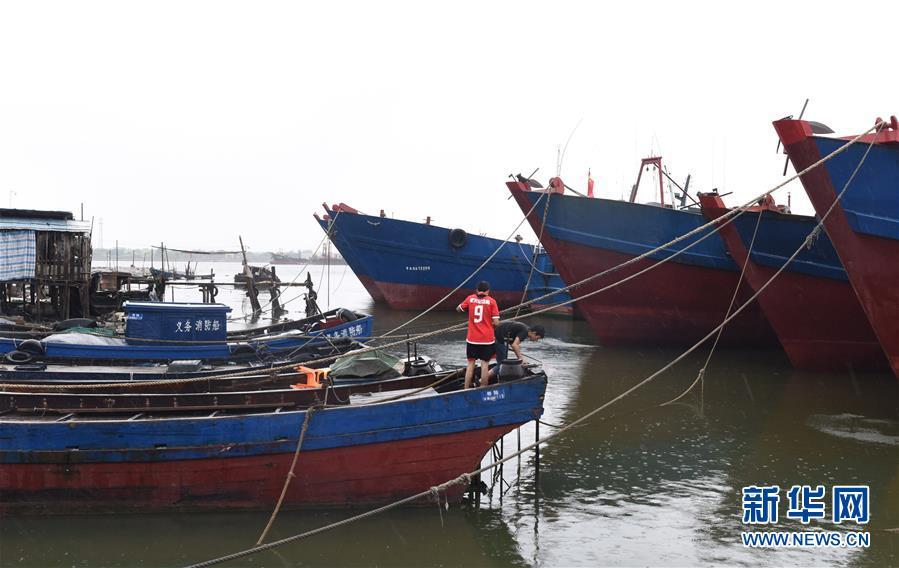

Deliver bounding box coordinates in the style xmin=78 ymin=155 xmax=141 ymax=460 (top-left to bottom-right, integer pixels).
xmin=814 ymin=137 xmax=899 ymax=242
xmin=730 ymin=209 xmax=848 ymax=281
xmin=0 ymin=315 xmax=372 ymax=362
xmin=317 ymin=207 xmax=572 ymax=312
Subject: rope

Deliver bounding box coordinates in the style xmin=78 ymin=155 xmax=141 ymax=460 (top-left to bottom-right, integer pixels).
xmin=7 ymin=121 xmax=879 ymax=394
xmin=516 ymin=243 xmax=559 ymax=276
xmin=501 ymin=121 xmax=882 ymax=317
xmin=515 ymin=189 xmax=553 ymax=317
xmin=185 ymin=120 xmax=882 ymax=568
xmin=256 ymin=406 xmax=318 ymax=545
xmin=660 ymin=197 xmax=764 ymax=410
xmin=379 ymin=191 xmax=547 ymax=338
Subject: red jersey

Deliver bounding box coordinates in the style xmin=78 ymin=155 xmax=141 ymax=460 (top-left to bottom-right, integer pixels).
xmin=459 ymin=293 xmax=499 ymax=344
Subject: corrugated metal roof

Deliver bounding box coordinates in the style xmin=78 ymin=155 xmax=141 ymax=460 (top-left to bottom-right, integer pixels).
xmin=0 ymin=217 xmax=91 ymax=233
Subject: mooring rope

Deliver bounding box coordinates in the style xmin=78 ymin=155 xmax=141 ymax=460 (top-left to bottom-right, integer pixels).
xmin=515 ymin=243 xmax=559 ymax=277
xmin=2 ymin=121 xmax=879 ymax=394
xmin=660 ymin=195 xmax=766 ymax=411
xmin=256 ymin=406 xmax=318 ymax=545
xmin=515 ymin=188 xmax=553 ymax=317
xmin=185 ymin=119 xmax=884 ymax=568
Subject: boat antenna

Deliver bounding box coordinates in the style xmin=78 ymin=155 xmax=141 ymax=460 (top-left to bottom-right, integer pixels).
xmin=557 ymin=118 xmax=583 ymax=176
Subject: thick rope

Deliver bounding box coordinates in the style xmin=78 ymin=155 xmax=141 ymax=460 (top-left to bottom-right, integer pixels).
xmin=186 ymin=120 xmax=883 ymax=568
xmin=515 ymin=242 xmax=559 ymax=276
xmin=515 ymin=189 xmax=553 ymax=317
xmin=256 ymin=406 xmax=318 ymax=545
xmin=660 ymin=197 xmax=765 ymax=410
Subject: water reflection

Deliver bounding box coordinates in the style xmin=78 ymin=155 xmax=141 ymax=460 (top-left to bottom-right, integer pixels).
xmin=1 ymin=269 xmax=897 ymax=567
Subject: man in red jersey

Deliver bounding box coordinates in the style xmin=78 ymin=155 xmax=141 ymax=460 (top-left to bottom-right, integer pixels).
xmin=457 ymin=280 xmax=500 ymax=388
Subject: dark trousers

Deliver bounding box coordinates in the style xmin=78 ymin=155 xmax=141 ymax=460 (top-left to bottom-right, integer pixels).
xmin=495 ymin=339 xmax=510 ymax=363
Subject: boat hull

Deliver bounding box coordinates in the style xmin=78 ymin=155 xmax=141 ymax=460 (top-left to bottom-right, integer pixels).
xmin=774 ymin=119 xmax=899 ymax=378
xmin=0 ymin=425 xmax=511 ymax=513
xmin=0 ymin=315 xmax=372 ymax=362
xmin=317 ymin=207 xmax=572 ymax=313
xmin=698 ymin=194 xmax=887 ymax=371
xmin=0 ymin=375 xmax=546 ymax=514
xmin=508 ymin=184 xmax=775 ymax=347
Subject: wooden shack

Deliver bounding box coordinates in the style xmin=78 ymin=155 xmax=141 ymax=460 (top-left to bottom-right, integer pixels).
xmin=0 ymin=208 xmax=92 ymax=321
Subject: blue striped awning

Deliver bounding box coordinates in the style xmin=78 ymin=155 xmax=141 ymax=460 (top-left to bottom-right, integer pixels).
xmin=0 ymin=230 xmax=36 ymax=281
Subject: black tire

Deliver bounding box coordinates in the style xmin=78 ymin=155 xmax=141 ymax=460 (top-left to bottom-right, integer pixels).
xmin=336 ymin=308 xmax=357 ymax=322
xmin=448 ymin=228 xmax=467 ymax=249
xmin=17 ymin=339 xmax=45 ymax=356
xmin=5 ymin=350 xmax=32 ymax=364
xmin=230 ymin=344 xmax=256 ymax=357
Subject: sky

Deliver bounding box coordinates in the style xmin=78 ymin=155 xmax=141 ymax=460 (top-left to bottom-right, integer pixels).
xmin=1 ymin=1 xmax=897 ymax=252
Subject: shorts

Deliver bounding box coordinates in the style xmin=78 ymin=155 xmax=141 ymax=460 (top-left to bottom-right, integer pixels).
xmin=466 ymin=341 xmax=496 ymax=362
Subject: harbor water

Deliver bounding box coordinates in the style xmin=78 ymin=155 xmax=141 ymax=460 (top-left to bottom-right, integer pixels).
xmin=2 ymin=263 xmax=897 ymax=567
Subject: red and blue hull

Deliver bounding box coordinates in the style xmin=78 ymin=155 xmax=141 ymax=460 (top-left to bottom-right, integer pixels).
xmin=508 ymin=183 xmax=776 ymax=347
xmin=316 ymin=206 xmax=572 ymax=313
xmin=0 ymin=375 xmax=546 ymax=513
xmin=774 ymin=118 xmax=899 ymax=378
xmin=698 ymin=193 xmax=887 ymax=371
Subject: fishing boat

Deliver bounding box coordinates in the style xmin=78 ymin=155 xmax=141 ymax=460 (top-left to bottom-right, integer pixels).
xmin=698 ymin=192 xmax=888 ymax=371
xmin=0 ymin=349 xmax=446 ymax=413
xmin=0 ymin=337 xmax=362 ymax=389
xmin=0 ymin=303 xmax=373 ymax=364
xmin=314 ymin=203 xmax=572 ymax=314
xmin=0 ymin=369 xmax=547 ymax=514
xmin=774 ymin=116 xmax=899 ymax=378
xmin=506 ymin=161 xmax=776 ymax=347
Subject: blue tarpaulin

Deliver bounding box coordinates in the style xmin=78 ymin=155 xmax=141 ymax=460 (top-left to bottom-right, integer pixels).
xmin=0 ymin=230 xmax=36 ymax=281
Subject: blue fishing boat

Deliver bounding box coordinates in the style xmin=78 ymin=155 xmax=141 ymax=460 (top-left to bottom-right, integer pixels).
xmin=0 ymin=303 xmax=372 ymax=363
xmin=507 ymin=164 xmax=776 ymax=347
xmin=698 ymin=192 xmax=887 ymax=371
xmin=775 ymin=116 xmax=899 ymax=378
xmin=315 ymin=203 xmax=572 ymax=314
xmin=0 ymin=371 xmax=547 ymax=513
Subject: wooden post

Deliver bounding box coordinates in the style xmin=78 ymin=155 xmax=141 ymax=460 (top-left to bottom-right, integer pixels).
xmin=239 ymin=236 xmax=261 ymax=314
xmin=269 ymin=265 xmax=283 ymax=315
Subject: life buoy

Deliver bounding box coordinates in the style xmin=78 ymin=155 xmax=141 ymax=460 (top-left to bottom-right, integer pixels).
xmin=5 ymin=350 xmax=32 ymax=364
xmin=448 ymin=228 xmax=467 ymax=249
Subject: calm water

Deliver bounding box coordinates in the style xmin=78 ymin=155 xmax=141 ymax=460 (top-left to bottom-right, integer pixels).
xmin=2 ymin=262 xmax=897 ymax=567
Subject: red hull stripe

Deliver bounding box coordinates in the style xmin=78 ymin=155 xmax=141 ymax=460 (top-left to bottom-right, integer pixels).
xmin=521 ymin=233 xmax=775 ymax=347
xmin=0 ymin=424 xmax=515 ymax=514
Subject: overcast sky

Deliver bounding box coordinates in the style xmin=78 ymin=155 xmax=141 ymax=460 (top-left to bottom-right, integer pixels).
xmin=1 ymin=2 xmax=896 ymax=251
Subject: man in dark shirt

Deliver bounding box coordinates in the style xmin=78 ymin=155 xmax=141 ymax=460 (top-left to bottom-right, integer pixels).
xmin=493 ymin=321 xmax=545 ymax=364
